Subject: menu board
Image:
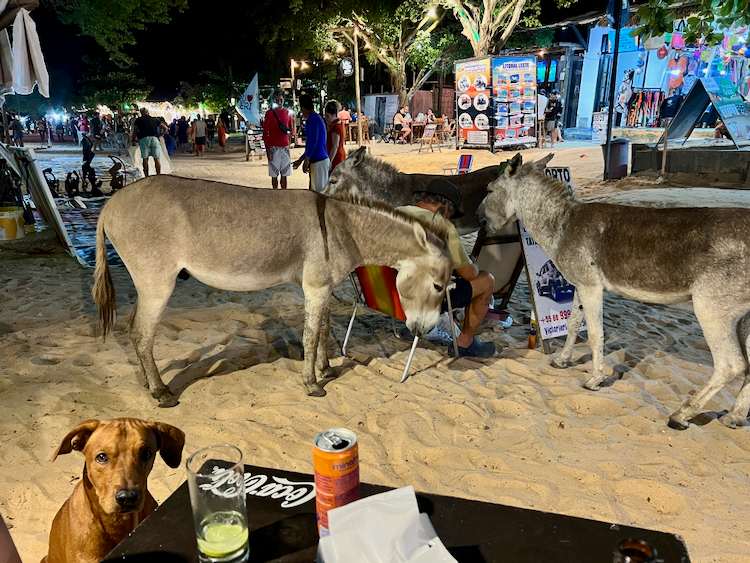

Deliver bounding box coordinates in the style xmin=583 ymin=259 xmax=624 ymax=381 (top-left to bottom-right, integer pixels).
xmin=492 ymin=57 xmax=537 ymax=148
xmin=455 ymin=57 xmax=492 ymax=147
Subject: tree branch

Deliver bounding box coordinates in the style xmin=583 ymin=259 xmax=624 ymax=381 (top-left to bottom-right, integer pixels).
xmin=498 ymin=0 xmax=526 ymax=46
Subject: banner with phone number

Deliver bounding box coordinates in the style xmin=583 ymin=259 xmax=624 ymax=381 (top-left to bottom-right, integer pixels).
xmin=455 ymin=57 xmax=492 ymax=147
xmin=522 ymin=167 xmax=584 ymax=340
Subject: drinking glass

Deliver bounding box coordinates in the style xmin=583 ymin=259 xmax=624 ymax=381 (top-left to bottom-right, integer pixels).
xmin=187 ymin=445 xmax=248 ymax=562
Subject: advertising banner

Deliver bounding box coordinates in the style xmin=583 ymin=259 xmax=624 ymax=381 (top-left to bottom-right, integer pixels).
xmin=455 ymin=57 xmax=492 ymax=147
xmin=705 ymin=77 xmax=750 ymax=145
xmin=522 ymin=167 xmax=582 ymax=341
xmin=491 ymin=56 xmax=537 ymax=148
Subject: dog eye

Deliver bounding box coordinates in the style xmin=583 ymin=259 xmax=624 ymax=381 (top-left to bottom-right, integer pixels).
xmin=140 ymin=448 xmax=154 ymax=463
xmin=433 ymin=283 xmax=444 ymax=292
xmin=95 ymin=452 xmax=108 ymax=464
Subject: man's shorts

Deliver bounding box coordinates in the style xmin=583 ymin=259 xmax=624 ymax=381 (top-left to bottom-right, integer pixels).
xmin=268 ymin=146 xmax=292 ymax=177
xmin=139 ymin=136 xmax=161 ymax=159
xmin=442 ymin=277 xmax=473 ymax=312
xmin=309 ymin=158 xmax=330 ymax=192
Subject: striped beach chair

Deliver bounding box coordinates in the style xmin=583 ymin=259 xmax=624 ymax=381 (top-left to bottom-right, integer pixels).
xmin=443 ymin=154 xmax=474 ymax=175
xmin=342 ymin=265 xmax=459 ymax=383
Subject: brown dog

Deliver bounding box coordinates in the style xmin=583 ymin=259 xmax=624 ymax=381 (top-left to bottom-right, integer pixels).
xmin=43 ymin=418 xmax=185 ymax=563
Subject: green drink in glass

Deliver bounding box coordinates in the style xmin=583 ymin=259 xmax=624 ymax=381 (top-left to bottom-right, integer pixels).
xmin=187 ymin=445 xmax=249 ymax=562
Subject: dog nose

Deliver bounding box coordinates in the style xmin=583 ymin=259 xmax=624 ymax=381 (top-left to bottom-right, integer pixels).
xmin=115 ymin=488 xmax=140 ymax=508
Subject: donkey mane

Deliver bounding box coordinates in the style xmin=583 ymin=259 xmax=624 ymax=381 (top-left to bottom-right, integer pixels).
xmin=518 ymin=164 xmax=576 ymax=199
xmin=352 ymin=151 xmax=400 ymax=177
xmin=331 ymin=192 xmax=450 ymax=245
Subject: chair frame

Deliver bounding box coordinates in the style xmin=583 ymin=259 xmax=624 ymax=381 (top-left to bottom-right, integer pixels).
xmin=341 ymin=272 xmax=459 ymax=383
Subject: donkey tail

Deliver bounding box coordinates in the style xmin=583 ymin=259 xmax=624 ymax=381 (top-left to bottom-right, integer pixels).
xmin=92 ymin=213 xmax=116 ymax=339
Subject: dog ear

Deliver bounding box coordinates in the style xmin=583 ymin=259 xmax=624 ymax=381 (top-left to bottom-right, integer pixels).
xmin=347 ymin=146 xmax=367 ymax=166
xmin=51 ymin=419 xmax=100 ymax=461
xmin=149 ymin=422 xmax=186 ymax=469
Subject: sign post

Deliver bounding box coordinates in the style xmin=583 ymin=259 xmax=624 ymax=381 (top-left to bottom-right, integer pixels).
xmin=353 ymin=27 xmax=363 ymax=148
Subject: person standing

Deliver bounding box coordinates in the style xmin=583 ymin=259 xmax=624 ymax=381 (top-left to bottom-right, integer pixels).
xmin=217 ymin=117 xmax=227 ymax=152
xmin=206 ymin=116 xmax=216 ymax=149
xmin=177 ymin=116 xmax=189 ymax=151
xmin=262 ymin=92 xmax=294 ymax=189
xmin=537 ymin=89 xmax=548 ymax=148
xmin=132 ymin=107 xmax=165 ymax=177
xmin=292 ymin=94 xmax=329 ymax=192
xmin=90 ymin=112 xmax=103 ymax=150
xmin=192 ymin=115 xmax=207 ymax=156
xmin=325 ymin=100 xmax=346 ymax=172
xmin=10 ymin=115 xmax=24 ymax=147
xmin=545 ymin=91 xmax=562 ymax=147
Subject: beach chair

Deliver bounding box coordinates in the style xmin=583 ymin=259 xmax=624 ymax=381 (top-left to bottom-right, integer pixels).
xmin=341 ymin=265 xmax=459 ymax=383
xmin=443 ymin=154 xmax=474 ymax=175
xmin=417 ymin=124 xmax=441 ymax=153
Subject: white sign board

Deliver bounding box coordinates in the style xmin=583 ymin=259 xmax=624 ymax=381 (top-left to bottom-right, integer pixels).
xmin=522 ymin=166 xmax=582 ymax=341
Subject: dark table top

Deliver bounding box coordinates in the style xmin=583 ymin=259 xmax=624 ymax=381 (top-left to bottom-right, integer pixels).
xmin=105 ymin=464 xmax=691 ymax=563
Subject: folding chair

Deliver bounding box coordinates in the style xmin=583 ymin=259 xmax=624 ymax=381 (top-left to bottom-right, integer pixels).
xmin=341 ymin=265 xmax=459 ymax=383
xmin=418 ymin=124 xmax=441 ymax=153
xmin=443 ymin=154 xmax=474 ymax=175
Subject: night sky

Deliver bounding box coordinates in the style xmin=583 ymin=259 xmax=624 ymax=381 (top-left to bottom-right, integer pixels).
xmin=31 ymin=1 xmax=595 ymax=106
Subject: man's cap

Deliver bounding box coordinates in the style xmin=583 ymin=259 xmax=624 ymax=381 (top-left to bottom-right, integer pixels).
xmin=420 ymin=179 xmax=464 ymax=219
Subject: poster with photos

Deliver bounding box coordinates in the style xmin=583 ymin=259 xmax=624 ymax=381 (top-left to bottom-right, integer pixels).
xmin=492 ymin=56 xmax=537 ymax=148
xmin=455 ymin=57 xmax=492 ymax=147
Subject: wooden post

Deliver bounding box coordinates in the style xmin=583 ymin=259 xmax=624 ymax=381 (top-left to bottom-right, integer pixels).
xmin=353 ymin=26 xmax=363 ymax=147
xmin=661 ymin=126 xmax=669 ymax=177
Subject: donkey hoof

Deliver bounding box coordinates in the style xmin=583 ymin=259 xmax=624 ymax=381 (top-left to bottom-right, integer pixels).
xmin=719 ymin=413 xmax=749 ymax=429
xmin=306 ymin=384 xmax=327 ymax=398
xmin=550 ymin=356 xmax=571 ymax=369
xmin=582 ymin=379 xmax=601 ymax=391
xmin=667 ymin=413 xmax=690 ymax=431
xmin=153 ymin=389 xmax=179 ymax=408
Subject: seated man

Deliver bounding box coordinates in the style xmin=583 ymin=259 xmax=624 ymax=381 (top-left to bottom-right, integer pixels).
xmin=397 ymin=180 xmax=496 ymax=358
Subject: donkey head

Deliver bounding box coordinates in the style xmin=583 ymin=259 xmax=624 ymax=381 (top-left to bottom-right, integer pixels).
xmin=327 ymin=146 xmax=369 ymax=198
xmin=396 ymin=222 xmax=452 ymax=337
xmin=479 ymin=153 xmax=553 ymax=232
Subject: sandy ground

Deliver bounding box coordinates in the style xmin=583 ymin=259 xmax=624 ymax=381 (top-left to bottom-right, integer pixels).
xmin=2 ymin=141 xmax=750 ymax=562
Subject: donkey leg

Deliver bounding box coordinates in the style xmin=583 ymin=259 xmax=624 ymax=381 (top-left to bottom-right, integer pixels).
xmin=552 ymin=291 xmax=583 ymax=369
xmin=669 ymin=302 xmax=745 ymax=430
xmin=315 ymin=302 xmax=332 ymax=378
xmin=719 ymin=313 xmax=750 ymax=428
xmin=302 ymin=287 xmax=329 ymax=397
xmin=575 ymin=286 xmax=609 ymax=391
xmin=130 ymin=281 xmax=178 ymax=407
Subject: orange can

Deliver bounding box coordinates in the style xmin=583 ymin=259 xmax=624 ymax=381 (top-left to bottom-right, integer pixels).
xmin=312 ymin=428 xmax=359 ymax=536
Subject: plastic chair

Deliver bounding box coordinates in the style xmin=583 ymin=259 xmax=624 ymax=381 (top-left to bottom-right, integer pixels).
xmin=443 ymin=154 xmax=474 ymax=175
xmin=341 ymin=265 xmax=459 ymax=383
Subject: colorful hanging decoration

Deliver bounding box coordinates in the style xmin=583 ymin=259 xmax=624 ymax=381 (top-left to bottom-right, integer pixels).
xmin=667 ymin=55 xmax=688 ymax=89
xmin=657 ymin=45 xmax=669 ymax=59
xmin=701 ymin=48 xmax=714 ymax=62
xmin=671 ymin=32 xmax=685 ymax=50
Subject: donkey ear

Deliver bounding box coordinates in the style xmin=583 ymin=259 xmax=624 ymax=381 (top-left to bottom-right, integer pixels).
xmin=347 ymin=146 xmax=367 ymax=167
xmin=148 ymin=421 xmax=185 ymax=469
xmin=505 ymin=153 xmax=523 ymax=177
xmin=51 ymin=419 xmax=100 ymax=461
xmin=412 ymin=221 xmax=429 ymax=250
xmin=533 ymin=152 xmax=554 ymax=171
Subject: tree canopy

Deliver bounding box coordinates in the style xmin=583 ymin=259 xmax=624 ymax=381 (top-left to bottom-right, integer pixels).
xmin=49 ymin=0 xmax=187 ymax=66
xmin=633 ymin=0 xmax=750 ymax=45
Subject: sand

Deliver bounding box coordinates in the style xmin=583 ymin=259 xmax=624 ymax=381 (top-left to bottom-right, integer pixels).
xmin=1 ymin=141 xmax=750 ymax=562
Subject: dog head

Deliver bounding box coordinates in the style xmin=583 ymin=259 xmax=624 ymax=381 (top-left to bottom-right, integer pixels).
xmin=52 ymin=418 xmax=185 ymax=515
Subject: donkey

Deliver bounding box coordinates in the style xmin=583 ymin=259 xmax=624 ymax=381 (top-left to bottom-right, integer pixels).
xmin=327 ymin=146 xmax=507 ymax=233
xmin=479 ymin=156 xmax=750 ymax=430
xmin=92 ymin=175 xmax=452 ymax=407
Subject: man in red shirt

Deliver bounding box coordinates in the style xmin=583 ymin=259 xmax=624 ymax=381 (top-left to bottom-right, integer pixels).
xmin=262 ymin=92 xmax=294 ymax=189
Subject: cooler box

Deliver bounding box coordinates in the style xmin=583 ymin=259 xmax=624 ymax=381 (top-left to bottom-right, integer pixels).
xmin=0 ymin=206 xmax=25 ymax=240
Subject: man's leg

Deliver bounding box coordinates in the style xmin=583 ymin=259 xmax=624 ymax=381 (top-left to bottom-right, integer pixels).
xmin=280 ymin=176 xmax=288 ymax=189
xmin=142 ymin=159 xmax=150 ymax=177
xmin=457 ymin=271 xmax=495 ymax=349
xmin=154 ymin=157 xmax=161 ymax=175
xmin=271 ymin=176 xmax=279 ymax=189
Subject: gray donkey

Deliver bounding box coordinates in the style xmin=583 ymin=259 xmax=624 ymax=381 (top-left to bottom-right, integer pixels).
xmin=327 ymin=146 xmax=506 ymax=233
xmin=480 ymin=156 xmax=750 ymax=430
xmin=92 ymin=176 xmax=452 ymax=407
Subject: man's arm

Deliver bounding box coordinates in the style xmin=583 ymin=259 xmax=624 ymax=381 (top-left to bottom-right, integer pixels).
xmin=455 ymin=263 xmax=479 ymax=281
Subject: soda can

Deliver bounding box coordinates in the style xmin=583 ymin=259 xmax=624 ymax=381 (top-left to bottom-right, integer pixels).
xmin=312 ymin=428 xmax=359 ymax=536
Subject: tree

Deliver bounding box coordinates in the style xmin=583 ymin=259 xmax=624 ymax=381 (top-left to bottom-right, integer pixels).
xmin=331 ymin=1 xmax=446 ymax=104
xmin=49 ymin=0 xmax=187 ymax=66
xmin=633 ymin=0 xmax=750 ymax=46
xmin=440 ymin=0 xmax=576 ymax=57
xmin=78 ymin=71 xmax=152 ymax=109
